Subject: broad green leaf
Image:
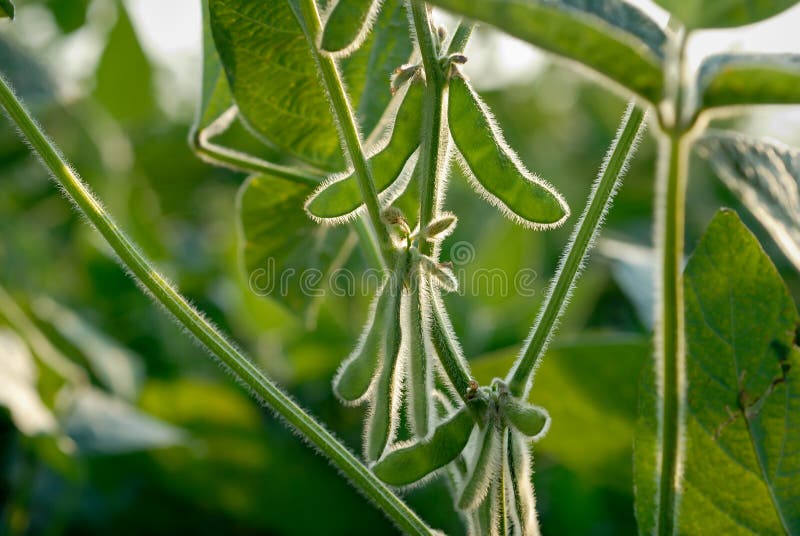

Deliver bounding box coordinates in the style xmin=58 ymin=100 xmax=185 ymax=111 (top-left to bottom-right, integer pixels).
xmin=305 ymin=79 xmax=424 ymax=222
xmin=696 ymin=131 xmax=800 ymax=272
xmin=31 ymin=298 xmax=144 ymax=401
xmin=237 ymin=174 xmax=354 ymax=320
xmin=448 ymin=75 xmax=570 ymax=229
xmin=0 ymin=329 xmax=57 ymax=436
xmin=654 ymin=0 xmax=797 ymax=29
xmin=637 ymin=209 xmax=800 ymax=534
xmin=426 ymin=0 xmax=668 ymax=102
xmin=698 ymin=54 xmax=800 ymax=112
xmin=0 ymin=0 xmax=14 ymax=19
xmin=63 ymin=387 xmax=189 ymax=454
xmin=209 ymin=0 xmax=344 ymax=169
xmin=373 ymin=406 xmax=474 ymax=486
xmin=320 ymin=0 xmax=379 ymax=57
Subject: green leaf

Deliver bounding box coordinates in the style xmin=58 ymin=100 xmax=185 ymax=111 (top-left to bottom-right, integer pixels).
xmin=636 ymin=209 xmax=800 ymax=534
xmin=373 ymin=406 xmax=474 ymax=486
xmin=0 ymin=328 xmax=57 ymax=436
xmin=320 ymin=0 xmax=380 ymax=57
xmin=63 ymin=387 xmax=189 ymax=455
xmin=696 ymin=131 xmax=800 ymax=272
xmin=209 ymin=0 xmax=344 ymax=169
xmin=426 ymin=0 xmax=668 ymax=102
xmin=448 ymin=75 xmax=569 ymax=229
xmin=654 ymin=0 xmax=797 ymax=29
xmin=237 ymin=174 xmax=354 ymax=320
xmin=697 ymin=54 xmax=800 ymax=112
xmin=305 ymin=79 xmax=424 ymax=222
xmin=0 ymin=0 xmax=14 ymax=19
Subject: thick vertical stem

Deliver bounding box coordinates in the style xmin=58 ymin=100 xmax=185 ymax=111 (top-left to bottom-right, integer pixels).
xmin=294 ymin=0 xmax=392 ymax=260
xmin=410 ymin=2 xmax=448 ymax=259
xmin=654 ymin=132 xmax=688 ymax=535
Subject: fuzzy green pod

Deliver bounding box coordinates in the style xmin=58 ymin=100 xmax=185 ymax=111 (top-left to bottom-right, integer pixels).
xmin=305 ymin=79 xmax=424 ymax=223
xmin=507 ymin=429 xmax=538 ymax=535
xmin=459 ymin=424 xmax=500 ymax=510
xmin=332 ymin=280 xmax=390 ymax=404
xmin=501 ymin=397 xmax=549 ymax=440
xmin=372 ymin=405 xmax=474 ymax=485
xmin=448 ymin=75 xmax=570 ymax=229
xmin=406 ymin=274 xmax=431 ymax=437
xmin=320 ymin=0 xmax=381 ymax=58
xmin=365 ymin=253 xmax=408 ymax=462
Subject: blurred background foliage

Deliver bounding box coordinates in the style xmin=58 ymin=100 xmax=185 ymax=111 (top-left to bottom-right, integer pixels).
xmin=1 ymin=1 xmax=799 ymax=534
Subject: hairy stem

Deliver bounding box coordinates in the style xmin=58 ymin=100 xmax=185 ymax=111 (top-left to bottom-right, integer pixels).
xmin=0 ymin=73 xmax=432 ymax=536
xmin=654 ymin=131 xmax=688 ymax=536
xmin=410 ymin=2 xmax=448 ymax=259
xmin=508 ymin=104 xmax=646 ymax=397
xmin=293 ymin=0 xmax=391 ymax=262
xmin=190 ymin=133 xmax=320 ymax=186
xmin=410 ymin=3 xmax=474 ymax=401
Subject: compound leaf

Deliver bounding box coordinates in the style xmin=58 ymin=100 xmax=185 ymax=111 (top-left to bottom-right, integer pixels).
xmin=0 ymin=0 xmax=13 ymax=19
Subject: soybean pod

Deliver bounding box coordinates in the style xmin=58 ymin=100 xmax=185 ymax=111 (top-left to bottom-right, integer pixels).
xmin=406 ymin=271 xmax=431 ymax=437
xmin=332 ymin=279 xmax=390 ymax=404
xmin=507 ymin=430 xmax=539 ymax=535
xmin=501 ymin=397 xmax=550 ymax=440
xmin=365 ymin=252 xmax=408 ymax=462
xmin=319 ymin=0 xmax=381 ymax=57
xmin=459 ymin=424 xmax=501 ymax=510
xmin=372 ymin=405 xmax=474 ymax=486
xmin=305 ymin=79 xmax=424 ymax=223
xmin=448 ymin=75 xmax=570 ymax=229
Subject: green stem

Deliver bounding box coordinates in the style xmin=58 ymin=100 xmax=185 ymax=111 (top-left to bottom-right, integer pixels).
xmin=410 ymin=3 xmax=474 ymax=401
xmin=190 ymin=132 xmax=320 ymax=186
xmin=0 ymin=73 xmax=432 ymax=536
xmin=293 ymin=0 xmax=391 ymax=263
xmin=508 ymin=104 xmax=646 ymax=397
xmin=654 ymin=131 xmax=688 ymax=536
xmin=410 ymin=2 xmax=448 ymax=259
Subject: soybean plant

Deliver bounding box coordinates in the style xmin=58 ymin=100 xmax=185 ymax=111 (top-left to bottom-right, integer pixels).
xmin=2 ymin=0 xmax=800 ymax=534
